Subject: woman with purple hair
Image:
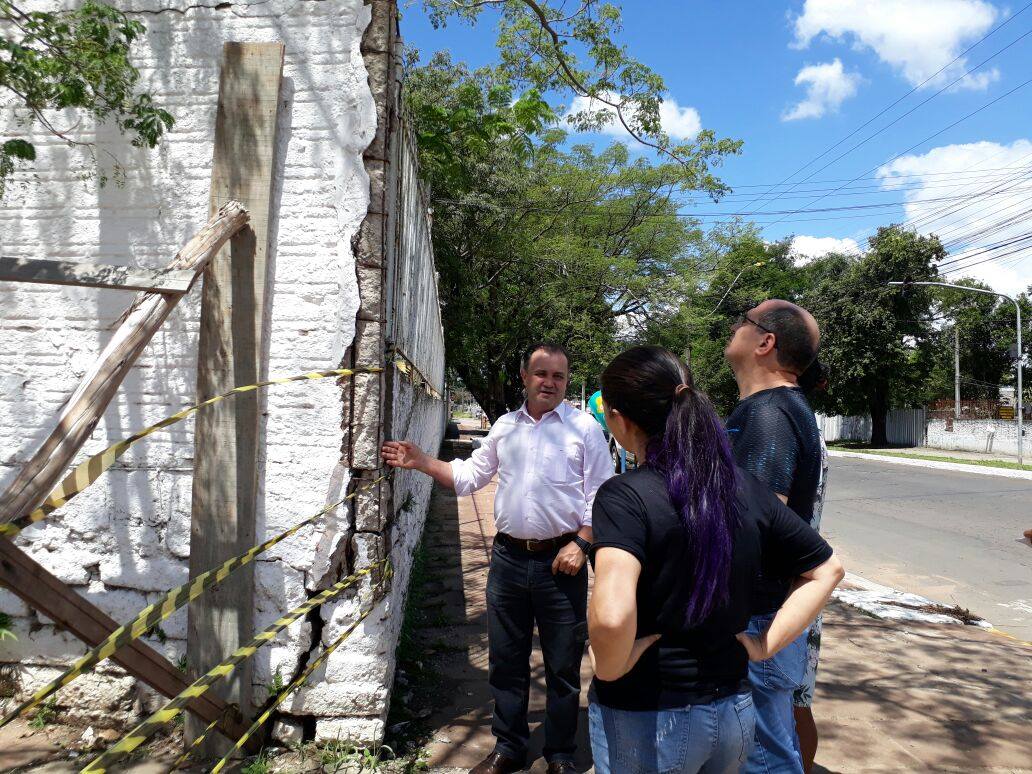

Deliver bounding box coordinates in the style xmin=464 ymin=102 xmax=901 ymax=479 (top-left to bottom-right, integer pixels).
xmin=586 ymin=346 xmax=843 ymax=773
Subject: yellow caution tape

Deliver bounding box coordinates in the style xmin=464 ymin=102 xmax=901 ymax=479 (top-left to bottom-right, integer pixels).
xmin=0 ymin=367 xmax=382 ymax=539
xmin=0 ymin=475 xmax=387 ymax=728
xmin=989 ymin=626 xmax=1032 ymax=647
xmin=211 ymin=565 xmax=393 ymax=774
xmin=80 ymin=561 xmax=385 ymax=772
xmin=391 ymin=348 xmax=442 ymax=400
xmin=171 ymin=715 xmax=218 ymax=769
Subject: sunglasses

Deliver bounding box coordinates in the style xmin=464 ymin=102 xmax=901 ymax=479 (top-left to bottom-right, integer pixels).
xmin=733 ymin=312 xmax=779 ymax=348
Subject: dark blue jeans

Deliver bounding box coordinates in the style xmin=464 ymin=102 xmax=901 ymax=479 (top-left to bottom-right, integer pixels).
xmin=486 ymin=538 xmax=588 ymax=764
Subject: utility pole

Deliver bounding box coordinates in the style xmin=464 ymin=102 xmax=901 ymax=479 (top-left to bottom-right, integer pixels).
xmin=581 ymin=382 xmax=586 ymax=412
xmin=889 ymin=281 xmax=1024 ymax=466
xmin=955 ymin=324 xmax=961 ymax=420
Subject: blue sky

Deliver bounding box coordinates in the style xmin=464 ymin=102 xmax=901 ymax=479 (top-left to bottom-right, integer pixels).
xmin=400 ymin=0 xmax=1032 ymax=295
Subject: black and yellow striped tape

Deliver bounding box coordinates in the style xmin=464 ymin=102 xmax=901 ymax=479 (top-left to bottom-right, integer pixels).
xmin=0 ymin=367 xmax=383 ymax=539
xmin=80 ymin=562 xmax=385 ymax=772
xmin=171 ymin=716 xmax=218 ymax=769
xmin=391 ymin=348 xmax=443 ymax=401
xmin=211 ymin=565 xmax=393 ymax=774
xmin=0 ymin=474 xmax=387 ymax=728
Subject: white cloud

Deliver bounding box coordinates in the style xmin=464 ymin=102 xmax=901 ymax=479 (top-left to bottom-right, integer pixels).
xmin=790 ymin=235 xmax=862 ymax=264
xmin=782 ymin=59 xmax=863 ymax=121
xmin=876 ymin=139 xmax=1032 ymax=295
xmin=565 ymin=93 xmax=702 ymax=141
xmin=793 ymin=0 xmax=1001 ymax=90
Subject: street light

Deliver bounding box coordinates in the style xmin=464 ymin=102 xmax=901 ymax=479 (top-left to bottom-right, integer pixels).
xmin=887 ymin=280 xmax=1024 ymax=465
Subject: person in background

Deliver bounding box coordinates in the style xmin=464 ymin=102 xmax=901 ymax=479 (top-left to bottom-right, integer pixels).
xmin=724 ymin=299 xmax=823 ymax=774
xmin=587 ymin=345 xmax=844 ymax=774
xmin=793 ymin=359 xmax=831 ymax=773
xmin=382 ymin=343 xmax=613 ymax=774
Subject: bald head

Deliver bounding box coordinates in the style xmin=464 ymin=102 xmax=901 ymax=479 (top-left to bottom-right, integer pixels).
xmin=753 ymin=299 xmax=820 ymax=375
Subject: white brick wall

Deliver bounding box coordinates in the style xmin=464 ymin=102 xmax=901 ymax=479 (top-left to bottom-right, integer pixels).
xmin=927 ymin=418 xmax=1028 ymax=458
xmin=0 ymin=0 xmax=379 ymax=733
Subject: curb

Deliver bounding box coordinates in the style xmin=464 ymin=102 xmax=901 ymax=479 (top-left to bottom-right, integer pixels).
xmin=828 ymin=449 xmax=1032 ymax=480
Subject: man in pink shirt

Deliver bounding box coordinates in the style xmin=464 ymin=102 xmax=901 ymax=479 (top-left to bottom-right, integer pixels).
xmin=382 ymin=343 xmax=613 ymax=774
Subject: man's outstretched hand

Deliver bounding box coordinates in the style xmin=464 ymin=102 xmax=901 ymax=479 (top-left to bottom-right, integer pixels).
xmin=381 ymin=440 xmax=428 ymax=471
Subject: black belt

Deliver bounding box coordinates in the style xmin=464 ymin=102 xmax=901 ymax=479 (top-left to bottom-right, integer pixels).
xmin=496 ymin=531 xmax=576 ymax=553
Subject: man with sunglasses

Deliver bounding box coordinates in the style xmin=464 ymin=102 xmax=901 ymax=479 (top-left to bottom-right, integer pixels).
xmin=725 ymin=299 xmax=824 ymax=774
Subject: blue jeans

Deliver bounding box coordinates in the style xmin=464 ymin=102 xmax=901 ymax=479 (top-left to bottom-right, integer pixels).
xmin=743 ymin=613 xmax=809 ymax=774
xmin=589 ymin=692 xmax=755 ymax=774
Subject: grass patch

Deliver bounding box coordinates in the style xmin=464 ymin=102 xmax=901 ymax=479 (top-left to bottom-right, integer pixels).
xmin=384 ymin=536 xmax=446 ymax=763
xmin=241 ymin=747 xmax=272 ymax=774
xmin=0 ymin=612 xmax=15 ymax=642
xmin=29 ymin=697 xmax=57 ymax=729
xmin=828 ymin=442 xmax=1032 ymax=472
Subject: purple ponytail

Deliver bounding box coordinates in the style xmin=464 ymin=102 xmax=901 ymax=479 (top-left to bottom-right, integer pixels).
xmin=601 ymin=346 xmax=739 ymax=625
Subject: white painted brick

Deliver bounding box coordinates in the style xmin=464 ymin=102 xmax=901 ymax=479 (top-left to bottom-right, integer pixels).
xmin=99 ymin=550 xmax=188 ymax=593
xmin=0 ymin=589 xmax=29 ymax=617
xmin=287 ymin=678 xmax=387 ymax=716
xmin=314 ymin=716 xmax=385 ymax=746
xmin=0 ymin=0 xmax=446 ymax=745
xmin=1 ymin=621 xmax=85 ymax=665
xmin=10 ymin=665 xmax=138 ymax=728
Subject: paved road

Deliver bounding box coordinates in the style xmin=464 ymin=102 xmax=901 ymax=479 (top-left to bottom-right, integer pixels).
xmin=822 ymin=456 xmax=1032 ymax=640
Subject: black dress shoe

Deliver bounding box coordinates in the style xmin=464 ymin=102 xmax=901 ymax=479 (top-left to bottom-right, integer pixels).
xmin=546 ymin=762 xmax=577 ymax=774
xmin=468 ymin=751 xmax=525 ymax=774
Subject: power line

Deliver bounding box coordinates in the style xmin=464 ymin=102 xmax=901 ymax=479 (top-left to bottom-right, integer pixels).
xmin=727 ymin=2 xmax=1032 ymax=213
xmin=722 ymin=163 xmax=1032 ymax=191
xmin=758 ymin=73 xmax=1032 ymax=234
xmin=759 ymin=25 xmax=1032 ymax=213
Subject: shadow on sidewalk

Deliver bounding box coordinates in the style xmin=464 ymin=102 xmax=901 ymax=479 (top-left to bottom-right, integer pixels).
xmin=386 ymin=443 xmax=593 ymax=773
xmin=814 ymin=601 xmax=1031 ymax=771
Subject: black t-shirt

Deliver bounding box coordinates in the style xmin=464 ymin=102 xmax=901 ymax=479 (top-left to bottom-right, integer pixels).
xmin=725 ymin=387 xmax=822 ymax=524
xmin=588 ymin=466 xmax=832 ymax=711
xmin=726 ymin=386 xmax=822 ymax=613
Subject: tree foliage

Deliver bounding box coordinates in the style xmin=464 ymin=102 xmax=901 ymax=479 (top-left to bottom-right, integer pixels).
xmin=640 ymin=227 xmax=811 ymax=414
xmin=420 ymin=0 xmax=740 ymax=174
xmin=802 ymin=226 xmax=944 ymax=445
xmin=920 ymin=279 xmax=1023 ymax=403
xmin=0 ymin=0 xmax=172 ymax=196
xmin=406 ymin=54 xmax=739 ymax=419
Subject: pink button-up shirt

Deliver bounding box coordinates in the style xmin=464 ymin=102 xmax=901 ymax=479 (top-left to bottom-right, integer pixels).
xmin=450 ymin=401 xmax=614 ymax=540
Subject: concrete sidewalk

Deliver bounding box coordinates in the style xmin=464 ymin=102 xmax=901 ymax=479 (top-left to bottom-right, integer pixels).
xmin=413 ymin=443 xmax=1031 ymax=773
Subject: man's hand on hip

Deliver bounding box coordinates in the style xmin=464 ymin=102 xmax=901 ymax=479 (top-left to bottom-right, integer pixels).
xmin=552 ymin=541 xmax=586 ymax=575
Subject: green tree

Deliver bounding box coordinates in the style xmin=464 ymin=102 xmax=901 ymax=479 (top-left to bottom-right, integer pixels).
xmin=406 ymin=56 xmax=738 ymax=419
xmin=803 ymin=226 xmax=944 ymax=446
xmin=919 ymin=279 xmax=1016 ymax=404
xmin=420 ymin=0 xmax=739 ymax=173
xmin=640 ymin=227 xmax=813 ymax=414
xmin=0 ymin=0 xmax=172 ymax=197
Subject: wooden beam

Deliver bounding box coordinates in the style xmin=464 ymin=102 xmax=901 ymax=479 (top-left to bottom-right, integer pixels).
xmin=0 ymin=539 xmax=256 ymax=748
xmin=186 ymin=41 xmax=284 ymax=759
xmin=0 ymin=203 xmax=249 ymax=526
xmin=0 ymin=256 xmax=195 ymax=294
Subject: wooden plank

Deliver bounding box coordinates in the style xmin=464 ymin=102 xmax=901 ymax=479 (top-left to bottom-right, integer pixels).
xmin=0 ymin=203 xmax=249 ymax=526
xmin=0 ymin=256 xmax=195 ymax=293
xmin=0 ymin=539 xmax=255 ymax=747
xmin=186 ymin=41 xmax=284 ymax=758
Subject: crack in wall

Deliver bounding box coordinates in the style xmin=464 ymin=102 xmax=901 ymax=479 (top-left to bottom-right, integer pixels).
xmin=125 ymin=1 xmax=234 ymax=16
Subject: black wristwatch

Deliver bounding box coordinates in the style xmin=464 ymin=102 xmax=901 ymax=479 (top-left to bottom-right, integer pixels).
xmin=572 ymin=535 xmax=591 ymax=555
